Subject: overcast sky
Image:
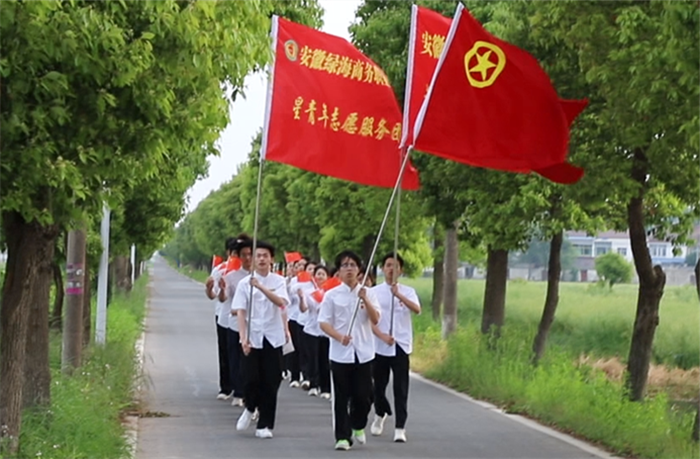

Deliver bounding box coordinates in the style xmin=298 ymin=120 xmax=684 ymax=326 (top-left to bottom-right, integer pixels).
xmin=185 ymin=0 xmax=363 ymax=213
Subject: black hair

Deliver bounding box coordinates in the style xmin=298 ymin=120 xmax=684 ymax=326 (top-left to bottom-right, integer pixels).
xmin=255 ymin=240 xmax=276 ymax=258
xmin=334 ymin=250 xmax=363 ymax=271
xmin=329 ymin=266 xmax=339 ymax=277
xmin=381 ymin=252 xmax=404 ymax=269
xmin=225 ymin=237 xmax=237 ymax=252
xmin=228 ymin=233 xmax=253 ymax=254
xmin=299 ymin=256 xmax=311 ymax=264
xmin=314 ymin=265 xmax=330 ymax=277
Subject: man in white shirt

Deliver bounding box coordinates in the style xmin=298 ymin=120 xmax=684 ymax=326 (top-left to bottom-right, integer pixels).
xmin=232 ymin=240 xmax=289 ymax=439
xmin=217 ymin=235 xmax=253 ymax=407
xmin=205 ymin=237 xmax=236 ymax=400
xmin=370 ymin=253 xmax=421 ymax=443
xmin=319 ymin=250 xmax=380 ymax=451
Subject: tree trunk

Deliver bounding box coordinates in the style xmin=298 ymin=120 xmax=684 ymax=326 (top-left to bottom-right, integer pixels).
xmin=361 ymin=234 xmax=378 ymax=278
xmin=625 ymin=149 xmax=665 ymax=401
xmin=431 ymin=223 xmax=445 ymax=321
xmin=0 ymin=211 xmax=59 ymax=455
xmin=82 ymin=262 xmax=92 ymax=349
xmin=442 ymin=222 xmax=459 ymax=339
xmin=23 ymin=246 xmax=54 ymax=409
xmin=532 ymin=231 xmax=563 ymax=364
xmin=694 ymin=258 xmax=699 ymax=300
xmin=481 ymin=246 xmax=508 ymax=336
xmin=112 ymin=254 xmax=131 ymax=293
xmin=50 ymin=260 xmax=64 ymax=331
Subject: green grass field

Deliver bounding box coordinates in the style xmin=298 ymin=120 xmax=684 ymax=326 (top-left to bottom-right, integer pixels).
xmin=403 ymin=278 xmax=700 ymax=369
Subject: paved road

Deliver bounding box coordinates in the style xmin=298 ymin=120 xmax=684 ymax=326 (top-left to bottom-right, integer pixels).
xmin=137 ymin=257 xmax=611 ymax=459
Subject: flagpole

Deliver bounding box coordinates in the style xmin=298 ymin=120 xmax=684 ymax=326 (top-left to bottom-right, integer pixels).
xmin=389 ymin=148 xmax=405 ymax=337
xmin=347 ymin=147 xmax=413 ymax=336
xmin=246 ymin=15 xmax=279 ymax=343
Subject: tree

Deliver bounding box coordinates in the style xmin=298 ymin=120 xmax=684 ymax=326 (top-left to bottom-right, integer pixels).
xmin=538 ymin=0 xmax=700 ymax=400
xmin=595 ymin=252 xmax=634 ymax=289
xmin=0 ymin=0 xmax=322 ymax=451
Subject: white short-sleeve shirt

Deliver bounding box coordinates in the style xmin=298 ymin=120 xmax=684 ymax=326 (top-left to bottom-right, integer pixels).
xmin=210 ymin=265 xmax=226 ymax=318
xmin=371 ymin=282 xmax=420 ymax=356
xmin=231 ymin=272 xmax=289 ymax=349
xmin=318 ymin=282 xmax=380 ymax=364
xmin=215 ymin=269 xmax=250 ymax=331
xmin=302 ymin=291 xmax=323 ymax=337
xmin=294 ymin=280 xmax=316 ymax=327
xmin=286 ymin=277 xmax=300 ymax=322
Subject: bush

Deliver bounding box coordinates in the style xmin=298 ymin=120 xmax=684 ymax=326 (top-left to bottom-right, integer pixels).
xmin=595 ymin=252 xmax=633 ymax=289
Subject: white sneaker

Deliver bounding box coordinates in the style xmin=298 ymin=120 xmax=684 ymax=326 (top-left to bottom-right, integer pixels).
xmin=300 ymin=380 xmax=311 ymax=390
xmin=236 ymin=409 xmax=254 ymax=431
xmin=255 ymin=428 xmax=273 ymax=439
xmin=216 ymin=392 xmax=231 ymax=400
xmin=290 ymin=380 xmax=300 ymax=388
xmin=370 ymin=413 xmax=387 ymax=436
xmin=308 ymin=388 xmax=319 ymax=397
xmin=394 ymin=428 xmax=407 ymax=443
xmin=231 ymin=397 xmax=244 ymax=407
xmin=352 ymin=429 xmax=366 ymax=445
xmin=320 ymin=392 xmax=331 ymax=400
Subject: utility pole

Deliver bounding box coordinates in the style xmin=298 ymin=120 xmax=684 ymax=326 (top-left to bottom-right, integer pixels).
xmin=96 ymin=204 xmax=110 ymax=345
xmin=62 ymin=228 xmax=86 ymax=373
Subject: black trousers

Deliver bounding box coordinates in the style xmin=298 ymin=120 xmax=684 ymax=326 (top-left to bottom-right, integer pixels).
xmin=298 ymin=328 xmax=312 ymax=382
xmin=372 ymin=346 xmax=410 ymax=428
xmin=285 ymin=320 xmax=303 ymax=381
xmin=331 ymin=357 xmax=373 ymax=443
xmin=243 ymin=338 xmax=283 ymax=430
xmin=305 ymin=334 xmax=331 ymax=392
xmin=225 ymin=328 xmax=244 ymax=399
xmin=215 ymin=317 xmax=232 ymax=395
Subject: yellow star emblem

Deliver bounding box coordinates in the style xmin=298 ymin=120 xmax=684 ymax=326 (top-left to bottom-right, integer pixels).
xmin=464 ymin=41 xmax=506 ymax=88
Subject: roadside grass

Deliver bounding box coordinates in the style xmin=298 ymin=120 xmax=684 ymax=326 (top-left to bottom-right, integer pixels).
xmin=19 ymin=275 xmax=148 ymax=459
xmin=415 ymin=322 xmax=698 ymax=459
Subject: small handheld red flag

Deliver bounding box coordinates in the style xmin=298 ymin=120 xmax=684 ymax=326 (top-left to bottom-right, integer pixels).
xmin=412 ymin=3 xmax=586 ymax=184
xmin=262 ymin=16 xmax=420 ymax=190
xmin=212 ymin=255 xmax=223 ymax=271
xmin=284 ymin=251 xmax=303 ymax=263
xmin=297 ymin=271 xmax=312 ymax=283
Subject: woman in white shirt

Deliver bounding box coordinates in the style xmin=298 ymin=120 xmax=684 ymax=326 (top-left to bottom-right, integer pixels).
xmin=299 ymin=265 xmax=331 ymax=398
xmin=318 ymin=250 xmax=380 ymax=451
xmin=232 ymin=241 xmax=289 ymax=439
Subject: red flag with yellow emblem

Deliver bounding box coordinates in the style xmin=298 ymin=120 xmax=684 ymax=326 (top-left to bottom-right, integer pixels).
xmin=411 ymin=4 xmax=586 ymax=184
xmin=262 ymin=16 xmax=420 ymax=190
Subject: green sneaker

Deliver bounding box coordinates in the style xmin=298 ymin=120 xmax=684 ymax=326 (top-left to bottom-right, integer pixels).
xmin=334 ymin=439 xmax=351 ymax=451
xmin=352 ymin=429 xmax=366 ymax=444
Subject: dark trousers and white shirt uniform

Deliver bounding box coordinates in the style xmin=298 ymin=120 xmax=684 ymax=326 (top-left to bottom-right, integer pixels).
xmin=210 ymin=265 xmax=232 ymax=398
xmin=219 ymin=268 xmax=249 ymax=402
xmin=371 ymin=282 xmax=420 ymax=434
xmin=318 ymin=283 xmax=380 ymax=445
xmin=285 ymin=277 xmax=303 ymax=383
xmin=302 ymin=293 xmax=331 ymax=396
xmin=232 ymin=272 xmax=289 ymax=435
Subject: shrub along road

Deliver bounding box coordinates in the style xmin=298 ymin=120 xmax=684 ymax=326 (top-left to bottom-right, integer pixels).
xmin=136 ymin=256 xmax=613 ymax=459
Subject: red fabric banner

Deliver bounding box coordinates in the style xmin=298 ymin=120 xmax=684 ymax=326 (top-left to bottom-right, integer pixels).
xmin=411 ymin=4 xmax=586 ymax=184
xmin=263 ymin=16 xmax=420 ymax=190
xmin=284 ymin=251 xmax=303 ymax=263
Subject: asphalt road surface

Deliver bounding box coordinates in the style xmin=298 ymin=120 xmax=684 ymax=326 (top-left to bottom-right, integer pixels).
xmin=136 ymin=257 xmax=612 ymax=459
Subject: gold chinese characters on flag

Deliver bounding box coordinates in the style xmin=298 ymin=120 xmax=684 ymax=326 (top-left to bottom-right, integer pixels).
xmin=262 ymin=16 xmax=420 ymax=190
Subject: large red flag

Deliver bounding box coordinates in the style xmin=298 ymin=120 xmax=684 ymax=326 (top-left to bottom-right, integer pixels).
xmin=262 ymin=16 xmax=420 ymax=190
xmin=411 ymin=4 xmax=587 ymax=184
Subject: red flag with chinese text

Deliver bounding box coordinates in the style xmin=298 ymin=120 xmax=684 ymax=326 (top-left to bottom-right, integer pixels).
xmin=263 ymin=16 xmax=420 ymax=190
xmin=411 ymin=4 xmax=586 ymax=184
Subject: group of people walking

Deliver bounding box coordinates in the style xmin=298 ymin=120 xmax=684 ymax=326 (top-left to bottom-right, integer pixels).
xmin=205 ymin=234 xmax=421 ymax=450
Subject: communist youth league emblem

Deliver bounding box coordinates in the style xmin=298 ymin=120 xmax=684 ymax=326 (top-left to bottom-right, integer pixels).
xmin=284 ymin=40 xmax=299 ymax=61
xmin=464 ymin=41 xmax=505 ymax=88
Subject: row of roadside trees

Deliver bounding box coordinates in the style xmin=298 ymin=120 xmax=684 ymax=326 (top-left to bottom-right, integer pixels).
xmin=164 ymin=0 xmax=699 ymax=420
xmin=0 ymin=0 xmax=323 ymax=454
